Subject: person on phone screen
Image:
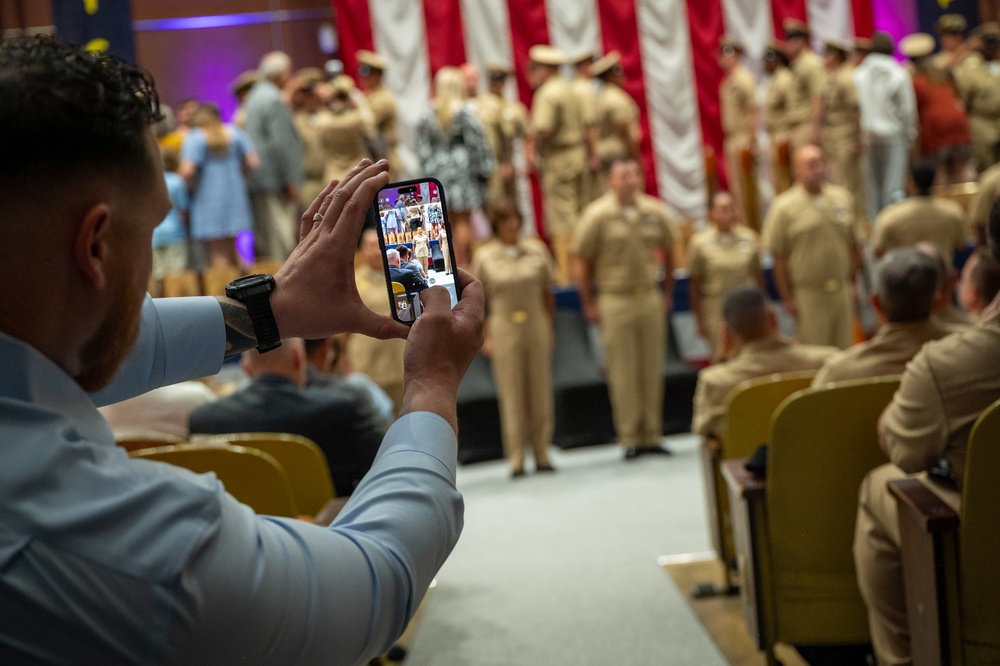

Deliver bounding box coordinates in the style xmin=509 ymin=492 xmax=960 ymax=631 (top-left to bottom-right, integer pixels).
xmin=387 ymin=248 xmax=429 ymax=293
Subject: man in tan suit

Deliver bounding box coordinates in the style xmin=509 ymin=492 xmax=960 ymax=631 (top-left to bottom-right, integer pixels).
xmin=591 ymin=51 xmax=642 ymax=199
xmin=572 ymin=157 xmax=675 ymax=459
xmin=818 ymin=38 xmax=866 ymax=222
xmin=570 ymin=50 xmax=600 ymax=205
xmin=854 ymin=205 xmax=1000 ymax=666
xmin=812 ymin=248 xmax=950 ymax=386
xmin=763 ymin=145 xmax=864 ymax=349
xmin=783 ymin=20 xmax=826 ymax=152
xmin=963 ymin=23 xmax=1000 ymax=172
xmin=762 ymin=41 xmax=794 ymax=194
xmin=718 ymin=37 xmax=759 ymax=223
xmin=691 ymin=286 xmax=836 ymax=440
xmin=356 ymin=50 xmax=401 ymax=178
xmin=873 ymin=161 xmax=968 ymax=258
xmin=348 ymin=229 xmax=406 ymax=411
xmin=528 ymin=45 xmax=587 ymax=285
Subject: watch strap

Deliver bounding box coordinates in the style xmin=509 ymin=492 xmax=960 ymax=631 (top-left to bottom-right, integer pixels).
xmin=244 ymin=288 xmax=281 ymax=353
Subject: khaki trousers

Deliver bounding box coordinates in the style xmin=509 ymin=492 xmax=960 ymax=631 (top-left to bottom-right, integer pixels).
xmin=854 ymin=463 xmax=960 ymax=666
xmin=597 ymin=289 xmax=665 ymax=447
xmin=724 ymin=136 xmax=751 ymax=221
xmin=793 ymin=284 xmax=854 ymax=349
xmin=251 ymin=192 xmax=298 ymax=262
xmin=489 ymin=313 xmax=554 ymax=471
xmin=701 ymin=293 xmax=724 ymax=361
xmin=824 ymin=131 xmax=868 ymax=222
xmin=541 ymin=147 xmax=585 ymax=284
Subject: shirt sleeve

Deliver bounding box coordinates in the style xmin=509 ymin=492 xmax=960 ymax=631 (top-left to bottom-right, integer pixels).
xmin=91 ymin=296 xmax=226 ymax=407
xmin=166 ymin=412 xmax=463 ymax=666
xmin=761 ymin=203 xmax=787 ymax=256
xmin=687 ymin=239 xmax=705 ymax=279
xmin=691 ymin=371 xmax=725 ymax=438
xmin=570 ymin=206 xmax=601 ymax=259
xmin=531 ymin=87 xmax=557 ymax=135
xmin=880 ymin=346 xmax=949 ymax=473
xmin=180 ymin=130 xmax=206 ymax=166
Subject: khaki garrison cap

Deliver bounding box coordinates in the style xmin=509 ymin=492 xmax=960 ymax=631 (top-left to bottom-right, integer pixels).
xmin=972 ymin=22 xmax=1000 ymax=39
xmin=486 ymin=63 xmax=511 ymax=77
xmin=823 ymin=37 xmax=852 ymax=55
xmin=528 ymin=44 xmax=567 ymax=66
xmin=936 ymin=14 xmax=967 ymax=35
xmin=900 ymin=33 xmax=935 ymax=60
xmin=295 ymin=67 xmax=325 ymax=86
xmin=229 ymin=70 xmax=259 ymax=96
xmin=572 ymin=50 xmax=595 ymax=65
xmin=783 ymin=18 xmax=810 ymax=39
xmin=331 ymin=74 xmax=355 ymax=95
xmin=356 ymin=49 xmax=389 ymax=71
xmin=590 ymin=51 xmax=622 ymax=77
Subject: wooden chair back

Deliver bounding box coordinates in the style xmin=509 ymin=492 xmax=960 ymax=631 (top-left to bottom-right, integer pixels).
xmin=197 ymin=433 xmax=336 ymax=516
xmin=131 ymin=444 xmax=298 ymax=517
xmin=161 ymin=270 xmax=202 ymax=298
xmin=763 ymin=376 xmax=900 ymax=647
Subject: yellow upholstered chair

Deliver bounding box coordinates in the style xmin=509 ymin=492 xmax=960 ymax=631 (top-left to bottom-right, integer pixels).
xmin=131 ymin=443 xmax=298 ymax=517
xmin=891 ymin=398 xmax=1000 ymax=666
xmin=115 ymin=430 xmax=185 ymax=453
xmin=703 ymin=371 xmax=817 ymax=571
xmin=249 ymin=259 xmax=283 ymax=277
xmin=197 ymin=433 xmax=336 ymax=517
xmin=724 ymin=376 xmax=900 ymax=663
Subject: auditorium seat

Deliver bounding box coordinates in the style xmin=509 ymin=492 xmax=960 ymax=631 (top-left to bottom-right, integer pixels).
xmin=115 ymin=430 xmax=185 ymax=453
xmin=723 ymin=376 xmax=899 ymax=662
xmin=890 ymin=398 xmax=1000 ymax=665
xmin=160 ymin=269 xmax=201 ymax=298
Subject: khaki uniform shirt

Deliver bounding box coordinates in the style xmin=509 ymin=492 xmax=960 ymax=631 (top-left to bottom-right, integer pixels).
xmin=294 ymin=110 xmax=329 ymax=182
xmin=594 ymin=84 xmax=640 ymax=163
xmin=571 ymin=77 xmax=597 ymax=127
xmin=764 ymin=67 xmax=795 ymax=139
xmin=963 ymin=59 xmax=1000 ymax=119
xmin=471 ymin=237 xmax=555 ymax=322
xmin=787 ymin=50 xmax=826 ymax=129
xmin=881 ymin=305 xmax=1000 ymax=480
xmin=812 ymin=319 xmax=952 ymax=386
xmin=572 ymin=192 xmax=674 ymax=294
xmin=476 ymin=93 xmax=507 ymax=164
xmin=367 ymin=84 xmax=399 ymax=148
xmin=691 ymin=335 xmax=838 ymax=438
xmin=348 ymin=265 xmax=405 ymax=388
xmin=872 ymin=196 xmax=968 ymax=255
xmin=531 ymin=75 xmax=585 ymax=152
xmin=721 ymin=65 xmax=757 ymax=141
xmin=687 ymin=225 xmax=760 ymax=297
xmin=763 ymin=183 xmax=862 ymax=289
xmin=971 ymin=161 xmax=1000 ymax=231
xmin=820 ymin=65 xmax=860 ymax=139
xmin=318 ymin=107 xmax=374 ymax=183
xmin=934 ymin=304 xmax=973 ymax=333
xmin=933 ymin=50 xmax=982 ymax=96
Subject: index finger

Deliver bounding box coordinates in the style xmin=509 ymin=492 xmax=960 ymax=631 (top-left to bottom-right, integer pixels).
xmin=318 ymin=160 xmax=389 ymax=236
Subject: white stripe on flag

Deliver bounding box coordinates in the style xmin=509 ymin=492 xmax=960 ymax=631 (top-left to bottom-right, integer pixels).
xmin=546 ymin=0 xmax=603 ymax=64
xmin=369 ymin=0 xmax=431 ymax=179
xmin=722 ymin=0 xmax=775 ymax=81
xmin=459 ymin=0 xmax=513 ymax=82
xmin=637 ymin=0 xmax=707 ymax=220
xmin=806 ymin=0 xmax=856 ymax=51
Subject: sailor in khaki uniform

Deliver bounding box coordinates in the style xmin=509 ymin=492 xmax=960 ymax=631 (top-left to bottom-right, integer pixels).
xmin=318 ymin=75 xmax=374 ymax=185
xmin=718 ymin=37 xmax=759 ymax=222
xmin=812 ymin=248 xmax=951 ymax=386
xmin=291 ymin=69 xmax=332 ymax=210
xmin=963 ymin=23 xmax=1000 ymax=172
xmin=356 ymin=50 xmax=401 ymax=178
xmin=970 ymin=160 xmax=1000 ymax=242
xmin=591 ymin=51 xmax=641 ymax=199
xmin=572 ymin=158 xmax=675 ymax=459
xmin=783 ymin=20 xmax=827 ymax=152
xmin=762 ymin=42 xmax=795 ymax=194
xmin=872 ymin=162 xmax=967 ymax=258
xmin=692 ymin=286 xmax=836 ymax=440
xmin=477 ymin=65 xmax=527 ymax=205
xmin=763 ymin=145 xmax=864 ymax=349
xmin=348 ymin=229 xmax=406 ymax=411
xmin=570 ymin=51 xmax=600 ymax=206
xmin=818 ymin=38 xmax=866 ymax=221
xmin=528 ymin=45 xmax=587 ymax=285
xmin=932 ymin=14 xmax=983 ymax=97
xmin=470 ymin=201 xmax=557 ymax=477
xmin=687 ymin=191 xmax=762 ymax=359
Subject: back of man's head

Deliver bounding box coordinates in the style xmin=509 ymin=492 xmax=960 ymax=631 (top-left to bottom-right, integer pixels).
xmin=988 ymin=195 xmax=1000 ymax=263
xmin=910 ymin=161 xmax=936 ymax=196
xmin=241 ymin=338 xmax=306 ymax=386
xmin=386 ymin=248 xmax=400 ymax=267
xmin=722 ymin=286 xmax=772 ymax=340
xmin=259 ymin=51 xmax=292 ymax=82
xmin=873 ymin=248 xmax=939 ymax=323
xmin=0 ymin=37 xmax=161 ymax=226
xmin=872 ymin=31 xmax=894 ymax=55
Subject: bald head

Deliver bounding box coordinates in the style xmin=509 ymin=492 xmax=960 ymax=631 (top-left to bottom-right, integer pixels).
xmin=793 ymin=145 xmax=826 ymax=193
xmin=241 ymin=337 xmax=306 ymax=386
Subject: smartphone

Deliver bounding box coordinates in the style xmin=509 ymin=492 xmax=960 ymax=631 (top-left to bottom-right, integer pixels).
xmin=370 ymin=177 xmax=461 ymax=325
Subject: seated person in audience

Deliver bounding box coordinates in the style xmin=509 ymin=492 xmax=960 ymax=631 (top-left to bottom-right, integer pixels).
xmin=0 ymin=37 xmax=484 ymax=664
xmin=189 ymin=338 xmax=386 ymax=496
xmin=99 ymin=380 xmax=217 ymax=439
xmin=853 ymin=200 xmax=1000 ymax=666
xmin=873 ymin=161 xmax=968 ymax=259
xmin=691 ymin=286 xmax=838 ymax=441
xmin=397 ymin=244 xmax=426 ymax=276
xmin=916 ymin=241 xmax=972 ymax=331
xmin=387 ymin=248 xmax=429 ymax=293
xmin=970 ymin=161 xmax=1000 ymax=244
xmin=304 ymin=335 xmax=395 ymax=424
xmin=812 ymin=248 xmax=951 ymax=386
xmin=958 ymin=246 xmax=1000 ymax=319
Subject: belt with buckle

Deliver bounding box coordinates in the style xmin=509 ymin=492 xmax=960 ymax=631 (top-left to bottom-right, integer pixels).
xmin=824 ymin=279 xmax=841 ymax=293
xmin=510 ymin=310 xmax=528 ymax=324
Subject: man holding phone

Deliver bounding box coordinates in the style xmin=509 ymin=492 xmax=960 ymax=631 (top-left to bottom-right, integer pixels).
xmin=0 ymin=37 xmax=484 ymax=664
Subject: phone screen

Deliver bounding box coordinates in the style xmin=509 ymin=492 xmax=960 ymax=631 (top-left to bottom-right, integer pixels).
xmin=371 ymin=177 xmax=461 ymax=324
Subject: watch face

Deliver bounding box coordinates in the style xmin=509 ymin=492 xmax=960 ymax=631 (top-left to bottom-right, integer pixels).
xmin=231 ymin=273 xmax=273 ymax=289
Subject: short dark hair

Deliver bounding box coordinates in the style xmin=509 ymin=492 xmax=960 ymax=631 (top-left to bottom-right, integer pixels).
xmin=483 ymin=199 xmax=522 ymax=236
xmin=722 ymin=286 xmax=770 ymax=338
xmin=397 ymin=245 xmax=412 ymax=260
xmin=0 ymin=37 xmax=162 ymax=216
xmin=970 ymin=246 xmax=1000 ymax=303
xmin=873 ymin=248 xmax=938 ymax=322
xmin=910 ymin=160 xmax=936 ymax=195
xmin=872 ymin=31 xmax=894 ymax=55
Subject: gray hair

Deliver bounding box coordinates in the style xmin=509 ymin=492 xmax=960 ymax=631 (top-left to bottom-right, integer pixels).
xmin=386 ymin=248 xmax=400 ymax=264
xmin=874 ymin=248 xmax=938 ymax=322
xmin=722 ymin=286 xmax=770 ymax=338
xmin=258 ymin=51 xmax=292 ymax=81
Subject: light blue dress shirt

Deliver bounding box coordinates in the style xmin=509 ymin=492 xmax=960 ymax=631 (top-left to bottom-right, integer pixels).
xmin=0 ymin=296 xmax=463 ymax=664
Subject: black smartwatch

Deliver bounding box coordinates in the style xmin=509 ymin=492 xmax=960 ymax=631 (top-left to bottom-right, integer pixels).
xmin=225 ymin=274 xmax=282 ymax=353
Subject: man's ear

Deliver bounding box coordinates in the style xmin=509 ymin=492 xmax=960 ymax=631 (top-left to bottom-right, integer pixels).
xmin=73 ymin=203 xmax=113 ymax=289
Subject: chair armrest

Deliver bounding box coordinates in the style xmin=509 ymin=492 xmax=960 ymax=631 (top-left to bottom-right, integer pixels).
xmin=722 ymin=458 xmax=765 ymax=501
xmin=889 ymin=478 xmax=959 ymax=533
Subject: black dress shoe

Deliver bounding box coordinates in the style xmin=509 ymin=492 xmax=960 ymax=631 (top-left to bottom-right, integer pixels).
xmin=643 ymin=445 xmax=672 ymax=456
xmin=511 ymin=468 xmax=526 ymax=479
xmin=624 ymin=447 xmax=641 ymax=460
xmin=536 ymin=463 xmax=556 ymax=473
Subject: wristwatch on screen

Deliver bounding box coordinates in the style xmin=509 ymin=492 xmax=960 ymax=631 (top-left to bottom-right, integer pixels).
xmin=225 ymin=273 xmax=282 ymax=353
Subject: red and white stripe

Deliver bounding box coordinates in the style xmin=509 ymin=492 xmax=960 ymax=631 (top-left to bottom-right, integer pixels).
xmin=332 ymin=0 xmax=876 ymax=227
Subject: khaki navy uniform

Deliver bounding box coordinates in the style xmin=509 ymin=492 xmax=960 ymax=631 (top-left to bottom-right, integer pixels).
xmin=593 ymin=82 xmax=641 ymax=198
xmin=811 ymin=319 xmax=952 ymax=386
xmin=963 ymin=60 xmax=1000 ymax=172
xmin=571 ymin=76 xmax=598 ymax=206
xmin=872 ymin=195 xmax=967 ymax=256
xmin=820 ymin=64 xmax=866 ymax=220
xmin=686 ymin=225 xmax=761 ymax=357
xmin=294 ymin=110 xmax=330 ymax=209
xmin=763 ymin=183 xmax=863 ymax=349
xmin=691 ymin=336 xmax=837 ymax=440
xmin=477 ymin=92 xmax=528 ymax=204
xmin=787 ymin=49 xmax=827 ymax=151
xmin=532 ymin=74 xmax=587 ymax=284
xmin=470 ymin=238 xmax=556 ymax=471
xmin=970 ymin=161 xmax=1000 ymax=236
xmin=349 ymin=264 xmax=406 ymax=410
xmin=855 ymin=306 xmax=1000 ymax=665
xmin=720 ymin=64 xmax=758 ymax=217
xmin=367 ymin=84 xmax=401 ymax=177
xmin=318 ymin=106 xmax=374 ymax=185
xmin=572 ymin=193 xmax=674 ymax=448
xmin=764 ymin=66 xmax=795 ymax=193
xmin=932 ymin=50 xmax=982 ymax=98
